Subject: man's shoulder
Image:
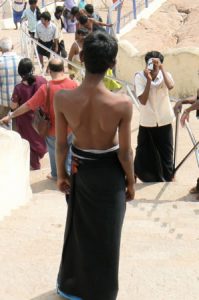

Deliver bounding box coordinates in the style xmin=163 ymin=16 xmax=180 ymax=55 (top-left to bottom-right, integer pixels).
xmin=109 ymin=92 xmax=132 ymax=109
xmin=36 ymin=20 xmax=42 ymax=27
xmin=62 ymin=78 xmax=78 ymax=88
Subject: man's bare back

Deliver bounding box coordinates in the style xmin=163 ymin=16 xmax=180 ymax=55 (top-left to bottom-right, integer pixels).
xmin=56 ymin=81 xmax=131 ymax=150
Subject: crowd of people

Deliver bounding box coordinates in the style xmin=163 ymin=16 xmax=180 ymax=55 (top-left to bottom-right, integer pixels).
xmin=11 ymin=0 xmax=112 ymax=69
xmin=1 ymin=2 xmax=199 ymax=299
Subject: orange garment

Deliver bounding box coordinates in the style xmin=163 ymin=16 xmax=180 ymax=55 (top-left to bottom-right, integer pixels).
xmin=27 ymin=78 xmax=77 ymax=136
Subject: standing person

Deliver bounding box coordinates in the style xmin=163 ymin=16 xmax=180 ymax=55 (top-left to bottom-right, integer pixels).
xmin=63 ymin=8 xmax=76 ymax=33
xmin=0 ymin=38 xmax=21 ymax=119
xmin=64 ymin=0 xmax=76 ymax=11
xmin=68 ymin=28 xmax=88 ymax=80
xmin=0 ymin=59 xmax=77 ymax=178
xmin=55 ymin=31 xmax=135 ymax=300
xmin=12 ymin=0 xmax=27 ymax=29
xmin=21 ymin=0 xmax=41 ymax=38
xmin=84 ymin=3 xmax=104 ymax=32
xmin=53 ymin=6 xmax=67 ymax=58
xmin=10 ymin=58 xmax=47 ymax=170
xmin=176 ymin=90 xmax=199 ymax=196
xmin=78 ymin=0 xmax=86 ymax=9
xmin=77 ymin=14 xmax=112 ymax=33
xmin=35 ymin=12 xmax=59 ymax=68
xmin=84 ymin=3 xmax=103 ymax=22
xmin=134 ymin=51 xmax=175 ymax=182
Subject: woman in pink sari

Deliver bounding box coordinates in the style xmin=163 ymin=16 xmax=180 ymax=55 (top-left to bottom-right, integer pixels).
xmin=11 ymin=58 xmax=47 ymax=170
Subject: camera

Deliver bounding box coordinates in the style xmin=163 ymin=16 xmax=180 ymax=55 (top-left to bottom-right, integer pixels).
xmin=147 ymin=58 xmax=153 ymax=71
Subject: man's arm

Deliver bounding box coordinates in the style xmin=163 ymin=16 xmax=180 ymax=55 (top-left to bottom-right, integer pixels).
xmin=0 ymin=103 xmax=30 ymax=125
xmin=137 ymin=69 xmax=152 ymax=105
xmin=54 ymin=91 xmax=70 ymax=193
xmin=153 ymin=58 xmax=174 ymax=90
xmin=173 ymin=89 xmax=199 ymax=115
xmin=117 ymin=97 xmax=135 ymax=201
xmin=92 ymin=18 xmax=112 ymax=27
xmin=180 ymin=99 xmax=199 ymax=126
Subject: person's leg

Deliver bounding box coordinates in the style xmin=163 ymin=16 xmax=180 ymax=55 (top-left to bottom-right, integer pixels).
xmin=45 ymin=136 xmax=57 ymax=179
xmin=59 ymin=40 xmax=67 ymax=58
xmin=30 ymin=149 xmax=41 ymax=170
xmin=38 ymin=54 xmax=44 ymax=68
xmin=190 ymin=178 xmax=199 ymax=194
xmin=154 ymin=124 xmax=174 ymax=181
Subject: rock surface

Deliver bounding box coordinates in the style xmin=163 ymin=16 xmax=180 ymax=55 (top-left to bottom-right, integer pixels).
xmin=122 ymin=0 xmax=199 ymax=53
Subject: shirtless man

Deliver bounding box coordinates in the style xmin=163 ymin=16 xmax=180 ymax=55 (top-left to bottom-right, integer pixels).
xmin=55 ymin=31 xmax=134 ymax=300
xmin=77 ymin=14 xmax=112 ymax=32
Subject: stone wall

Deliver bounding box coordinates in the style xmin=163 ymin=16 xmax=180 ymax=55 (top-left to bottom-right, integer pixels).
xmin=117 ymin=40 xmax=199 ymax=98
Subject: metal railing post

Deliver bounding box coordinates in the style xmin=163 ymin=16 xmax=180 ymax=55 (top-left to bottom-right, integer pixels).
xmin=116 ymin=1 xmax=122 ymax=34
xmin=132 ymin=0 xmax=137 ymax=19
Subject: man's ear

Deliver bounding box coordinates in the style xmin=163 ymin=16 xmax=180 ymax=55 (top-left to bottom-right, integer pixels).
xmin=109 ymin=58 xmax=116 ymax=69
xmin=80 ymin=50 xmax=84 ymax=63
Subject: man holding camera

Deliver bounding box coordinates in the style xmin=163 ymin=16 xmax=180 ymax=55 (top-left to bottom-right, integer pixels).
xmin=134 ymin=51 xmax=175 ymax=182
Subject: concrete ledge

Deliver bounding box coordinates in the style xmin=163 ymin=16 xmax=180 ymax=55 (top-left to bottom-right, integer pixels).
xmin=117 ymin=45 xmax=199 ymax=98
xmin=0 ymin=128 xmax=32 ymax=220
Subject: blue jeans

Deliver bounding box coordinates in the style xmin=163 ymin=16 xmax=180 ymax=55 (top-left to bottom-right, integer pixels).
xmin=45 ymin=134 xmax=72 ymax=178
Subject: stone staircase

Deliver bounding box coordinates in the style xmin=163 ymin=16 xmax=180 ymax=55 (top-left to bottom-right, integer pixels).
xmin=1 ymin=105 xmax=199 ymax=299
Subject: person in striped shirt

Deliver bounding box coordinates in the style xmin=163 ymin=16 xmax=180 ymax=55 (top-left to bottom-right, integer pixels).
xmin=0 ymin=38 xmax=21 ymax=119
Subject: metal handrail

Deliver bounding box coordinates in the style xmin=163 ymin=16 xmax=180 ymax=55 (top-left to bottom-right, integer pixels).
xmin=0 ymin=0 xmax=8 ymax=7
xmin=20 ymin=20 xmax=135 ymax=90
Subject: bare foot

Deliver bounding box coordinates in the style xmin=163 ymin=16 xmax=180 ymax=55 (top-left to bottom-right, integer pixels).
xmin=189 ymin=186 xmax=199 ymax=194
xmin=46 ymin=174 xmax=57 ymax=181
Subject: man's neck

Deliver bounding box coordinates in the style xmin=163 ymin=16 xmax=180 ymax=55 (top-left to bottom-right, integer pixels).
xmin=51 ymin=72 xmax=66 ymax=81
xmin=82 ymin=71 xmax=105 ymax=88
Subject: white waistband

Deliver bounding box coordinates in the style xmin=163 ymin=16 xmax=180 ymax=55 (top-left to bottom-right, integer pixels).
xmin=72 ymin=144 xmax=119 ymax=160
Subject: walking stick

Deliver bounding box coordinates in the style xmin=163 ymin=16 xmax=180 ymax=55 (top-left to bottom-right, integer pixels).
xmin=184 ymin=120 xmax=199 ymax=167
xmin=173 ymin=111 xmax=180 ymax=174
xmin=173 ymin=141 xmax=199 ymax=175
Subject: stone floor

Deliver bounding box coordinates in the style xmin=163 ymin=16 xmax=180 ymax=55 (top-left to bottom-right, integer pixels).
xmin=1 ymin=101 xmax=199 ymax=299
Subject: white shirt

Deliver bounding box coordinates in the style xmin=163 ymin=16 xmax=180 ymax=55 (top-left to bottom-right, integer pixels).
xmin=134 ymin=70 xmax=175 ymax=127
xmin=35 ymin=21 xmax=58 ymax=42
xmin=52 ymin=16 xmax=64 ymax=41
xmin=12 ymin=0 xmax=26 ymax=12
xmin=22 ymin=7 xmax=37 ymax=32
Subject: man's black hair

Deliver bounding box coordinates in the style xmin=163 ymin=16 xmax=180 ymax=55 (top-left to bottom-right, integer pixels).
xmin=55 ymin=6 xmax=64 ymax=14
xmin=70 ymin=6 xmax=79 ymax=16
xmin=40 ymin=11 xmax=51 ymax=21
xmin=18 ymin=58 xmax=36 ymax=85
xmin=84 ymin=4 xmax=94 ymax=14
xmin=145 ymin=51 xmax=164 ymax=64
xmin=48 ymin=60 xmax=64 ymax=72
xmin=29 ymin=0 xmax=37 ymax=5
xmin=76 ymin=28 xmax=89 ymax=36
xmin=83 ymin=31 xmax=118 ymax=74
xmin=78 ymin=15 xmax=88 ymax=25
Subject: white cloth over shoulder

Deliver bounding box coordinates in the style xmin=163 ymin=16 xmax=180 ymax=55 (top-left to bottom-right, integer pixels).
xmin=0 ymin=128 xmax=32 ymax=220
xmin=134 ymin=70 xmax=175 ymax=127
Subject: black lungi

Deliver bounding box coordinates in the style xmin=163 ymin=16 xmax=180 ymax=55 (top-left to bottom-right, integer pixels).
xmin=134 ymin=124 xmax=173 ymax=182
xmin=57 ymin=145 xmax=126 ymax=300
